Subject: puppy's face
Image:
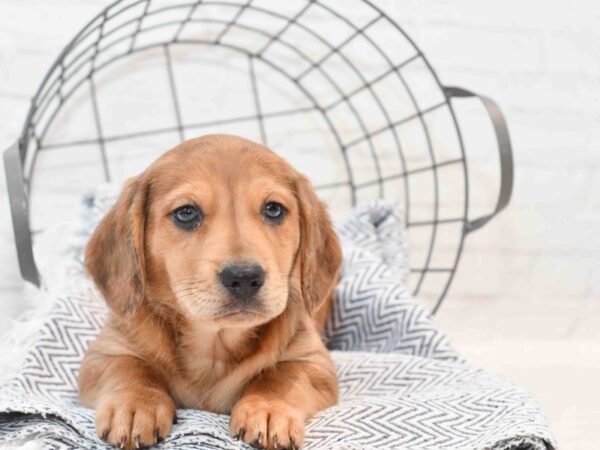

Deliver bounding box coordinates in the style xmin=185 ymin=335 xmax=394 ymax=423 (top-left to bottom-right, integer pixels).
xmin=85 ymin=135 xmax=341 ymax=331
xmin=145 ymin=140 xmax=301 ymax=328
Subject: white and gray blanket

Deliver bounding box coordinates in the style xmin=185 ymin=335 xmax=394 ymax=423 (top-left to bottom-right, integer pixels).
xmin=0 ymin=200 xmax=557 ymax=449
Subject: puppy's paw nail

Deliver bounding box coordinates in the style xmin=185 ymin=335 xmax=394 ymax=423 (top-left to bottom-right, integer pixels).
xmin=134 ymin=435 xmax=141 ymax=449
xmin=250 ymin=432 xmax=264 ymax=449
xmin=235 ymin=427 xmax=245 ymax=440
xmin=119 ymin=436 xmax=126 ymax=449
xmin=273 ymin=434 xmax=286 ymax=450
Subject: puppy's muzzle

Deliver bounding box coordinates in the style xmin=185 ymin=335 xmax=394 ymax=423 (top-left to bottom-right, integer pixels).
xmin=219 ymin=262 xmax=265 ymax=302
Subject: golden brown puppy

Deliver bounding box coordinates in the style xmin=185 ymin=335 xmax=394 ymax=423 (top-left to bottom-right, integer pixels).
xmin=78 ymin=135 xmax=342 ymax=450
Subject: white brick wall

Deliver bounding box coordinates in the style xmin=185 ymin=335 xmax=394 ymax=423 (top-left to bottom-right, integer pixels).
xmin=0 ymin=1 xmax=599 ymax=448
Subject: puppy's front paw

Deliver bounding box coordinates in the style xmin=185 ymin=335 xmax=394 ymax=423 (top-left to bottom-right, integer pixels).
xmin=231 ymin=396 xmax=305 ymax=449
xmin=95 ymin=387 xmax=176 ymax=449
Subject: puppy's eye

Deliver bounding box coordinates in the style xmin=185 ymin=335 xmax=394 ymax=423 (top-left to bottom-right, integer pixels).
xmin=262 ymin=202 xmax=286 ymax=223
xmin=172 ymin=205 xmax=202 ymax=230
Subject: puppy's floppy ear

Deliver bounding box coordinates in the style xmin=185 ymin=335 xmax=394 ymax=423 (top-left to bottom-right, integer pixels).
xmin=295 ymin=174 xmax=342 ymax=315
xmin=85 ymin=176 xmax=149 ymax=316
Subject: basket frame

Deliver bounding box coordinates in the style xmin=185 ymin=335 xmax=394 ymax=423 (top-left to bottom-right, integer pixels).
xmin=3 ymin=0 xmax=513 ymax=314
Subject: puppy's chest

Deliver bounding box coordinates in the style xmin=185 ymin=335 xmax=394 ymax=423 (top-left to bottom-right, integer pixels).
xmin=168 ymin=329 xmax=252 ymax=411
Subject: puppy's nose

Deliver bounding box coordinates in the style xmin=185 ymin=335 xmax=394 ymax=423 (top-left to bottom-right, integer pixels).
xmin=219 ymin=263 xmax=265 ymax=301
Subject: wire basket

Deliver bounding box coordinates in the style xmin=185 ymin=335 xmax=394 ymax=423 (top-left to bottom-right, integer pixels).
xmin=3 ymin=0 xmax=513 ymax=314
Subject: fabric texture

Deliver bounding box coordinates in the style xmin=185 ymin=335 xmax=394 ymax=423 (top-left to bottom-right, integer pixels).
xmin=0 ymin=199 xmax=557 ymax=450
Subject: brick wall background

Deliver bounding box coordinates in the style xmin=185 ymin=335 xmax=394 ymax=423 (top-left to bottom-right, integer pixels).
xmin=1 ymin=1 xmax=598 ymax=448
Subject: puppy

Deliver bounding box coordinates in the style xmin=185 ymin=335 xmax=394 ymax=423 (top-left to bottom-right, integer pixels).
xmin=78 ymin=135 xmax=342 ymax=450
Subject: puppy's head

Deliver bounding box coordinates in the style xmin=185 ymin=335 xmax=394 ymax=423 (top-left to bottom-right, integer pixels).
xmin=85 ymin=135 xmax=341 ymax=329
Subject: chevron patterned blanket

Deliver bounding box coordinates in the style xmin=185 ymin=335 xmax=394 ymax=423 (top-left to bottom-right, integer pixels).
xmin=0 ymin=201 xmax=557 ymax=449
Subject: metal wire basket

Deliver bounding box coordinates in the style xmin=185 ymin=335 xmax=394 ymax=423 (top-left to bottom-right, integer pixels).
xmin=3 ymin=0 xmax=513 ymax=314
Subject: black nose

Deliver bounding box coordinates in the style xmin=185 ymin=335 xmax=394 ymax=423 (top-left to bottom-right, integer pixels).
xmin=219 ymin=263 xmax=265 ymax=301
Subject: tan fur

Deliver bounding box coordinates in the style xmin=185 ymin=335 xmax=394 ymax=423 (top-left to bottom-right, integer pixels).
xmin=78 ymin=135 xmax=342 ymax=450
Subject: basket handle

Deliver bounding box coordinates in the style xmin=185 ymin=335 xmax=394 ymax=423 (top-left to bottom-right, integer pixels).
xmin=444 ymin=86 xmax=514 ymax=233
xmin=3 ymin=140 xmax=41 ymax=287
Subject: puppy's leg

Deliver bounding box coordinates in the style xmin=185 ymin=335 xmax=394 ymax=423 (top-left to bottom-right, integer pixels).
xmin=230 ymin=350 xmax=337 ymax=450
xmin=79 ymin=351 xmax=175 ymax=449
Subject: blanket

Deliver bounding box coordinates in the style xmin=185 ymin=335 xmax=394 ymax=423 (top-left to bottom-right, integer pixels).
xmin=0 ymin=201 xmax=557 ymax=450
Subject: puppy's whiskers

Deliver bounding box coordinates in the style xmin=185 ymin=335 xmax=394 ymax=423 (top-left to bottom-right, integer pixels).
xmin=173 ymin=282 xmax=205 ymax=292
xmin=172 ymin=279 xmax=210 ymax=293
xmin=172 ymin=278 xmax=208 ymax=288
